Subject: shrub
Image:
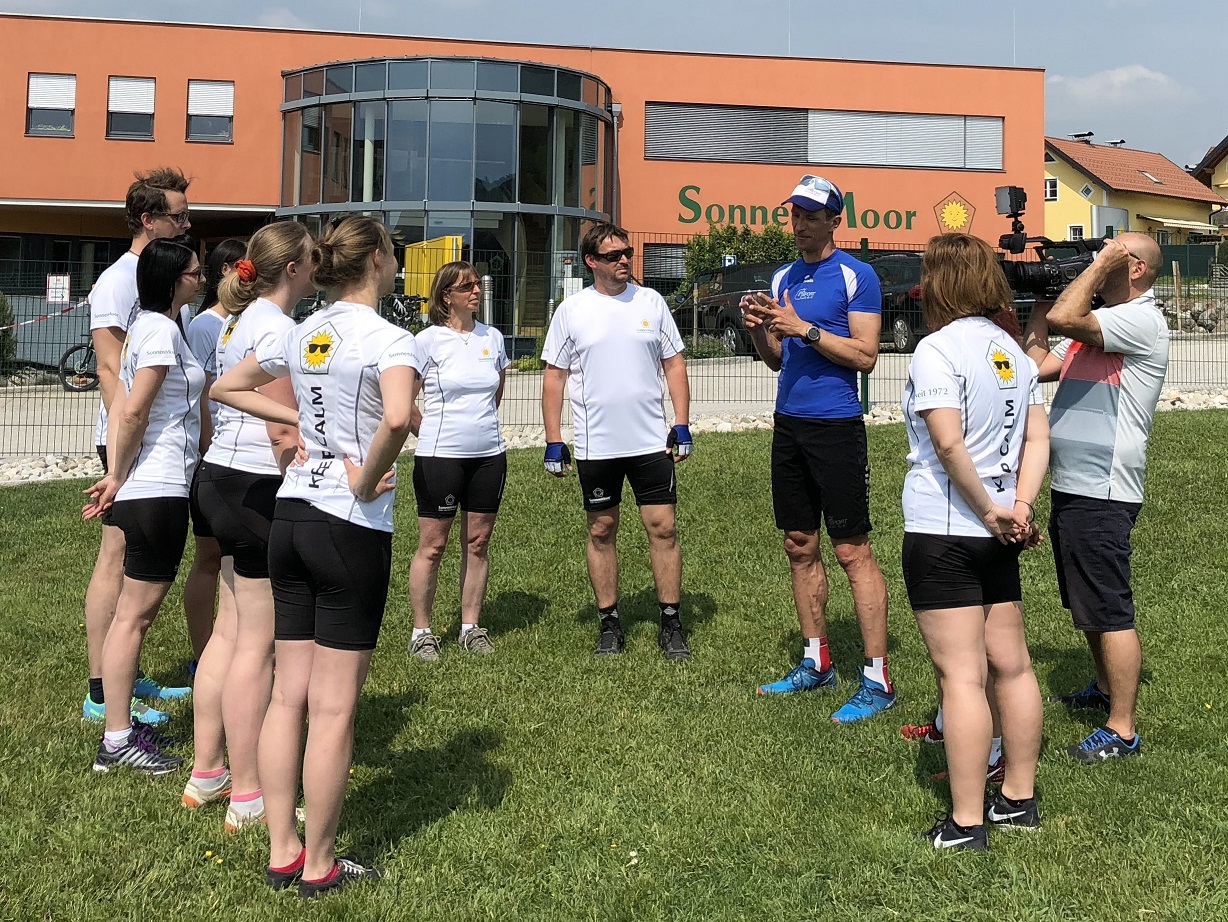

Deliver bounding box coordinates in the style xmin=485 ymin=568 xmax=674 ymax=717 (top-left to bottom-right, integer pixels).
xmin=0 ymin=291 xmax=16 ymax=372
xmin=685 ymin=335 xmax=732 ymax=360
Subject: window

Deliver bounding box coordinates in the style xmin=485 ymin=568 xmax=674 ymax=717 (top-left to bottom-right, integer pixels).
xmin=1079 ymin=184 xmax=1095 ymax=199
xmin=27 ymin=73 xmax=76 ymax=137
xmin=1155 ymin=229 xmax=1171 ymax=245
xmin=1044 ymin=178 xmax=1058 ymax=201
xmin=1068 ymin=225 xmax=1085 ymax=241
xmin=1139 ymin=170 xmax=1162 ymax=184
xmin=107 ymin=77 xmax=155 ymax=139
xmin=187 ymin=80 xmax=234 ymax=142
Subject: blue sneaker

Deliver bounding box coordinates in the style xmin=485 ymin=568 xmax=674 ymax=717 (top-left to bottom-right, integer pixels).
xmin=134 ymin=674 xmax=192 ymax=701
xmin=82 ymin=695 xmax=171 ymax=725
xmin=830 ymin=677 xmax=897 ymax=723
xmin=1068 ymin=726 xmax=1141 ymax=763
xmin=757 ymin=658 xmax=838 ymax=695
xmin=1054 ymin=680 xmax=1110 ymax=711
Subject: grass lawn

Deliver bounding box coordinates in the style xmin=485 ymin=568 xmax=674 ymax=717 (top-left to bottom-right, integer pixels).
xmin=2 ymin=411 xmax=1227 ymax=921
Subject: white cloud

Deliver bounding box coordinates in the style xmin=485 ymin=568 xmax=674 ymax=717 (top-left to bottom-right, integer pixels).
xmin=1047 ymin=65 xmax=1189 ymax=112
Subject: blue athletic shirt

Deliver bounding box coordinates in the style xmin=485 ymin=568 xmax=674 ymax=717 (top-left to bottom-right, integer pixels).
xmin=770 ymin=250 xmax=881 ymax=419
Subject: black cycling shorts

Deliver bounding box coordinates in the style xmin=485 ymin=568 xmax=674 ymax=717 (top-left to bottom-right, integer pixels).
xmin=1049 ymin=490 xmax=1141 ymax=632
xmin=191 ymin=460 xmax=281 ymax=578
xmin=902 ymin=532 xmax=1024 ymax=611
xmin=268 ymin=498 xmax=392 ymax=651
xmin=188 ymin=464 xmax=214 ymax=540
xmin=771 ymin=414 xmax=872 ymax=538
xmin=412 ymin=453 xmax=507 ymax=518
xmin=575 ymin=451 xmax=676 ymax=512
xmin=108 ymin=496 xmax=190 ymax=583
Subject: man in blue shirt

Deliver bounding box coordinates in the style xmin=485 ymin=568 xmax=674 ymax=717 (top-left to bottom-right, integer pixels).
xmin=742 ymin=174 xmax=895 ymax=723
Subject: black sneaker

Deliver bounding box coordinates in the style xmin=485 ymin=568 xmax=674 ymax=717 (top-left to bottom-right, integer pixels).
xmin=1068 ymin=726 xmax=1142 ymax=763
xmin=658 ymin=618 xmax=691 ymax=661
xmin=594 ymin=617 xmax=625 ymax=656
xmin=1053 ymin=680 xmax=1111 ymax=711
xmin=985 ymin=791 xmax=1041 ymax=831
xmin=297 ymin=857 xmax=384 ymax=899
xmin=919 ymin=814 xmax=988 ymax=851
xmin=131 ymin=718 xmax=181 ymax=750
xmin=92 ymin=735 xmax=183 ymax=777
xmin=267 ymin=852 xmax=305 ymax=891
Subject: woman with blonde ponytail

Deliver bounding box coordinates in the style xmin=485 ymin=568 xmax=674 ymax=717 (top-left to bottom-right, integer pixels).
xmin=184 ymin=221 xmax=317 ymax=834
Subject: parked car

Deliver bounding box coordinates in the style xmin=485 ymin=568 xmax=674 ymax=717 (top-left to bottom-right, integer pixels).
xmin=672 ymin=261 xmax=781 ymax=356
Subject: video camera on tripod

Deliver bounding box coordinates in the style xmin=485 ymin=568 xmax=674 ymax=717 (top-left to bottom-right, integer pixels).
xmin=995 ymin=185 xmax=1103 ymax=299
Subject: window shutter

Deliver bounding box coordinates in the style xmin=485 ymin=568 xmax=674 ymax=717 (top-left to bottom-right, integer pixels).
xmin=108 ymin=77 xmax=156 ymax=114
xmin=645 ymin=103 xmax=808 ymax=162
xmin=964 ymin=117 xmax=1004 ymax=170
xmin=188 ymin=80 xmax=235 ymax=117
xmin=28 ymin=74 xmax=76 ymax=109
xmin=808 ymin=110 xmax=887 ymax=165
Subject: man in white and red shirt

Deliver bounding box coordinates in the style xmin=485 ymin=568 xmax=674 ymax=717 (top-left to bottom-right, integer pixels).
xmin=541 ymin=222 xmax=693 ymax=661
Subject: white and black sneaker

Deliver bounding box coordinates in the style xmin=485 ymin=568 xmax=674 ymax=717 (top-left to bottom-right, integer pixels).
xmin=92 ymin=735 xmax=183 ymax=776
xmin=919 ymin=814 xmax=988 ymax=851
xmin=985 ymin=791 xmax=1041 ymax=831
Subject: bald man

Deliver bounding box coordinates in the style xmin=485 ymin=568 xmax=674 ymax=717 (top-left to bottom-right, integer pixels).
xmin=1023 ymin=233 xmax=1169 ymax=764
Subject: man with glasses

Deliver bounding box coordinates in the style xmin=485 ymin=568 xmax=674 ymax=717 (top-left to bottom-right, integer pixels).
xmin=541 ymin=221 xmax=694 ymax=661
xmin=81 ymin=167 xmax=194 ymax=724
xmin=741 ymin=174 xmax=895 ymax=723
xmin=1023 ymin=234 xmax=1169 ymax=763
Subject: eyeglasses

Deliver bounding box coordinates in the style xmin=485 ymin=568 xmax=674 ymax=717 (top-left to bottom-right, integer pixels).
xmin=449 ymin=280 xmax=482 ymax=292
xmin=180 ymin=268 xmax=205 ymax=281
xmin=156 ymin=211 xmax=191 ymax=227
xmin=593 ymin=247 xmax=634 ymax=264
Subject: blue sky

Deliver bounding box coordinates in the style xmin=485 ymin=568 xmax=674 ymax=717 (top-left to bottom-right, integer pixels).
xmin=5 ymin=0 xmax=1225 ymax=168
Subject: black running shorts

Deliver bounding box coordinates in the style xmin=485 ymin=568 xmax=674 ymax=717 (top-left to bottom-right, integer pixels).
xmin=902 ymin=532 xmax=1024 ymax=611
xmin=191 ymin=460 xmax=281 ymax=578
xmin=412 ymin=453 xmax=508 ymax=519
xmin=771 ymin=414 xmax=872 ymax=538
xmin=575 ymin=451 xmax=676 ymax=512
xmin=108 ymin=496 xmax=190 ymax=583
xmin=1048 ymin=490 xmax=1141 ymax=632
xmin=188 ymin=463 xmax=214 ymax=539
xmin=268 ymin=498 xmax=392 ymax=651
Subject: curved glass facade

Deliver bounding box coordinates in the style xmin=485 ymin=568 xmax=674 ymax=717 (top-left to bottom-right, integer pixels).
xmin=279 ymin=57 xmax=616 ymax=333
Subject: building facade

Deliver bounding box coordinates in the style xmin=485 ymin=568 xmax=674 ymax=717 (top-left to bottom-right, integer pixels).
xmin=1 ymin=14 xmax=1045 ymax=330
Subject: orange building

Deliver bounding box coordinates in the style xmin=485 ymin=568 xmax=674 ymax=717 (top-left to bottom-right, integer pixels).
xmin=1 ymin=13 xmax=1044 ymax=328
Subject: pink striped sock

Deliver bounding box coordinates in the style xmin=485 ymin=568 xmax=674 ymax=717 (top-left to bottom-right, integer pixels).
xmin=192 ymin=767 xmax=228 ymax=780
xmin=232 ymin=789 xmax=263 ymax=803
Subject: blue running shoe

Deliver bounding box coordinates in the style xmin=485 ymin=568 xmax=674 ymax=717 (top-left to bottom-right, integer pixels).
xmin=82 ymin=695 xmax=171 ymax=725
xmin=1054 ymin=679 xmax=1110 ymax=711
xmin=134 ymin=674 xmax=192 ymax=701
xmin=757 ymin=658 xmax=837 ymax=695
xmin=1068 ymin=726 xmax=1141 ymax=763
xmin=831 ymin=678 xmax=897 ymax=723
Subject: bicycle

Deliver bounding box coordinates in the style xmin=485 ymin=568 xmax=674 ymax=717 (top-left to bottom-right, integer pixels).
xmin=381 ymin=293 xmax=426 ymax=331
xmin=58 ymin=335 xmax=99 ymax=392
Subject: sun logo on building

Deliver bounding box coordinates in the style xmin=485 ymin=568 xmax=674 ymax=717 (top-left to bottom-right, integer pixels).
xmin=300 ymin=322 xmax=340 ymax=374
xmin=987 ymin=344 xmax=1017 ymax=389
xmin=934 ymin=192 xmax=976 ymax=234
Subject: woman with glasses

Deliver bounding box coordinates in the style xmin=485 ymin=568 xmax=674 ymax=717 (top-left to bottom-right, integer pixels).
xmin=902 ymin=233 xmax=1048 ymax=850
xmin=183 ymin=223 xmax=315 ymax=834
xmin=211 ymin=215 xmax=416 ymax=897
xmin=182 ymin=239 xmax=246 ymax=675
xmin=84 ymin=237 xmax=207 ymax=776
xmin=406 ymin=262 xmax=509 ymax=662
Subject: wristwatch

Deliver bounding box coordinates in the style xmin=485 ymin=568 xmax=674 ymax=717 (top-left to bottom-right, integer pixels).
xmin=803 ymin=324 xmax=821 ymax=344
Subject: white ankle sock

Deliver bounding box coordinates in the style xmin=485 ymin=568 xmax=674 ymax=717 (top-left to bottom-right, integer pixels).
xmin=103 ymin=726 xmax=133 ymax=750
xmin=229 ymin=794 xmax=265 ymax=817
xmin=459 ymin=623 xmax=477 ymax=637
xmin=412 ymin=627 xmax=432 ymax=641
xmin=934 ymin=707 xmax=944 ymax=734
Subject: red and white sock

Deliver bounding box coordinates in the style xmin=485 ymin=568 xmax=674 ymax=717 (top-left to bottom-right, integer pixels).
xmin=803 ymin=637 xmax=831 ymax=671
xmin=862 ymin=656 xmax=892 ymax=692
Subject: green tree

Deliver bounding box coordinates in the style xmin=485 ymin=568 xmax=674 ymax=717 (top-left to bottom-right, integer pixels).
xmin=0 ymin=291 xmax=16 ymax=372
xmin=680 ymin=223 xmax=798 ymax=294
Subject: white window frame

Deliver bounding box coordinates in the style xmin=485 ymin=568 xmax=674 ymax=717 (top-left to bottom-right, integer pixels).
xmin=26 ymin=73 xmax=76 ymax=137
xmin=1068 ymin=225 xmax=1085 ymax=241
xmin=107 ymin=76 xmax=156 ymax=140
xmin=1044 ymin=178 xmax=1058 ymax=201
xmin=187 ymin=80 xmax=235 ymax=143
xmin=1079 ymin=184 xmax=1095 ymax=199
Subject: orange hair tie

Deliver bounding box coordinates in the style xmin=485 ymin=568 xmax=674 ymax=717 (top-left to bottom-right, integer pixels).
xmin=235 ymin=259 xmax=257 ymax=282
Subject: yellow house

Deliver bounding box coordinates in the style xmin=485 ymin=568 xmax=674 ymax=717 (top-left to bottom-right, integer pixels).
xmin=1043 ymin=137 xmax=1226 ymax=244
xmin=1190 ymin=133 xmax=1228 ymax=229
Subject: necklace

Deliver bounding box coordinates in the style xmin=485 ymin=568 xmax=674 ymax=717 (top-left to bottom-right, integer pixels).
xmin=449 ymin=324 xmax=475 ymax=345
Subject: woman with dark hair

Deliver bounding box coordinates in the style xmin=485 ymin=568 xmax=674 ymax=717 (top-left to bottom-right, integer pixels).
xmin=212 ymin=215 xmax=416 ymax=897
xmin=902 ymin=233 xmax=1049 ymax=850
xmin=184 ymin=222 xmax=315 ymax=833
xmin=84 ymin=237 xmax=207 ymax=776
xmin=182 ymin=238 xmax=246 ymax=674
xmin=406 ymin=261 xmax=509 ymax=661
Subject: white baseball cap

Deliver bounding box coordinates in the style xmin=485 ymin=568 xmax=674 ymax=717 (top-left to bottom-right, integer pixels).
xmin=783 ymin=174 xmax=845 ymax=215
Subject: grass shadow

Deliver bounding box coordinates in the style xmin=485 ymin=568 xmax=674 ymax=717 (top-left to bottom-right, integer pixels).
xmin=481 ymin=590 xmax=548 ymax=638
xmin=572 ymin=586 xmax=718 ymax=631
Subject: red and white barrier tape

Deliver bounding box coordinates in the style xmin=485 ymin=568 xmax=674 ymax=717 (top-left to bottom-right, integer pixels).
xmin=0 ymin=303 xmax=79 ymax=333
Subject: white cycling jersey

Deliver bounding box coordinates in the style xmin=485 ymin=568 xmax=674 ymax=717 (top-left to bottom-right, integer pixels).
xmin=186 ymin=306 xmax=226 ymax=428
xmin=412 ymin=322 xmax=508 ymax=458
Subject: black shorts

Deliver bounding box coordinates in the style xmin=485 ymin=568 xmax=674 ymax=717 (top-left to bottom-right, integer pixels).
xmin=191 ymin=460 xmax=281 ymax=578
xmin=902 ymin=532 xmax=1024 ymax=611
xmin=575 ymin=452 xmax=676 ymax=512
xmin=188 ymin=464 xmax=214 ymax=539
xmin=96 ymin=444 xmax=109 ymax=475
xmin=771 ymin=414 xmax=872 ymax=538
xmin=268 ymin=498 xmax=392 ymax=651
xmin=1049 ymin=490 xmax=1141 ymax=632
xmin=108 ymin=496 xmax=190 ymax=583
xmin=413 ymin=453 xmax=507 ymax=518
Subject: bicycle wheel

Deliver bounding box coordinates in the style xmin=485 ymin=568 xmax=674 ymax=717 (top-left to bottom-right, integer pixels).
xmin=58 ymin=343 xmax=99 ymax=392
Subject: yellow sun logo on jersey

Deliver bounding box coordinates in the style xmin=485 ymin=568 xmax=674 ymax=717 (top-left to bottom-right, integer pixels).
xmin=482 ymin=348 xmax=490 ymax=356
xmin=220 ymin=316 xmax=238 ymax=347
xmin=987 ymin=344 xmax=1017 ymax=389
xmin=300 ymin=322 xmax=341 ymax=374
xmin=642 ymin=320 xmax=650 ymax=328
xmin=121 ymin=334 xmax=131 ymax=366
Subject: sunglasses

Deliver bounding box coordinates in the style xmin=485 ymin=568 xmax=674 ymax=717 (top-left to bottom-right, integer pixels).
xmin=156 ymin=211 xmax=191 ymax=227
xmin=994 ymin=359 xmax=1012 ymax=370
xmin=449 ymin=280 xmax=482 ymax=292
xmin=308 ymin=342 xmax=332 ymax=354
xmin=593 ymin=247 xmax=634 ymax=264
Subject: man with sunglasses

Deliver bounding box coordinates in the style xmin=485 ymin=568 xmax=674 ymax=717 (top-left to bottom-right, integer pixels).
xmin=541 ymin=221 xmax=693 ymax=661
xmin=1023 ymin=234 xmax=1169 ymax=764
xmin=81 ymin=167 xmax=194 ymax=724
xmin=741 ymin=175 xmax=895 ymax=723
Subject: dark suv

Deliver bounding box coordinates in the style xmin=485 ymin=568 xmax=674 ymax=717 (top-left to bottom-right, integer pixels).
xmin=869 ymin=253 xmax=928 ymax=354
xmin=672 ymin=261 xmax=780 ymax=355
